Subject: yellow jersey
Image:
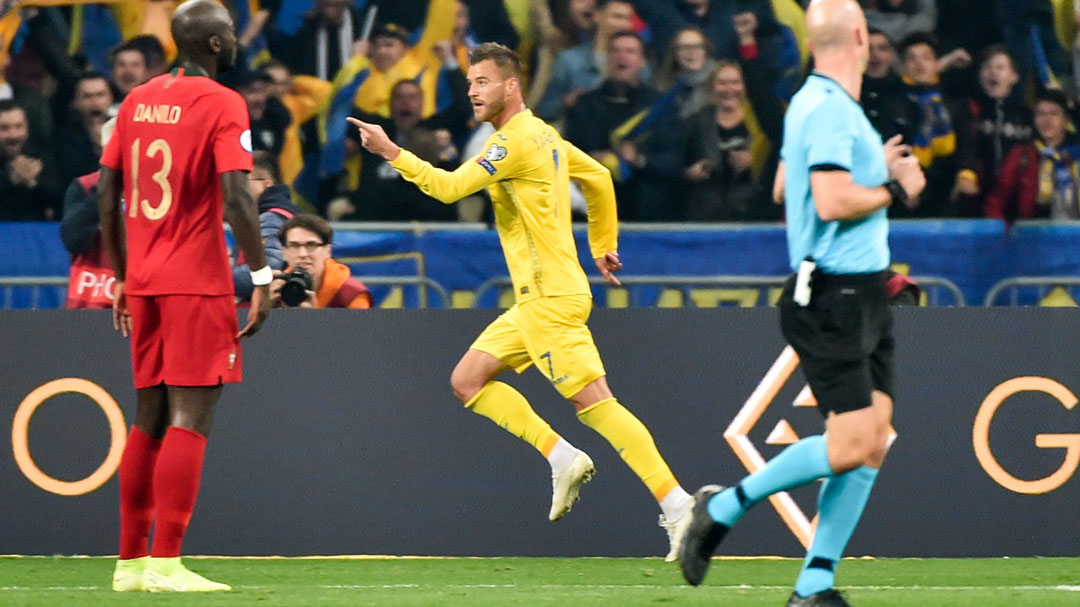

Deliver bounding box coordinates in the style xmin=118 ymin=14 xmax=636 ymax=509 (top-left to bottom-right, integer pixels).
xmin=390 ymin=109 xmax=619 ymax=304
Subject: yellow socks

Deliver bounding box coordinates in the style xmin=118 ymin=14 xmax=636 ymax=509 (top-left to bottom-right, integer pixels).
xmin=577 ymin=398 xmax=680 ymax=502
xmin=465 ymin=381 xmax=561 ymax=457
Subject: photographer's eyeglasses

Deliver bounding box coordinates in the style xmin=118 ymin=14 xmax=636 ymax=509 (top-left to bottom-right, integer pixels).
xmin=284 ymin=241 xmax=327 ymax=253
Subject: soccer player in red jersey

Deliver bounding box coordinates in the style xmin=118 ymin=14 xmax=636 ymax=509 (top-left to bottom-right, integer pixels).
xmin=98 ymin=0 xmax=271 ymax=593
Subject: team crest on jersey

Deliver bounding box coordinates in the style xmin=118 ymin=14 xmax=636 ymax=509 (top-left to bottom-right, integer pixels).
xmin=485 ymin=144 xmax=508 ymax=162
xmin=240 ymin=130 xmax=253 ymax=153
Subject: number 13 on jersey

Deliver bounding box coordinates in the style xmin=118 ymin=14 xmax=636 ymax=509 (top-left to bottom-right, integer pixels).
xmin=128 ymin=137 xmax=174 ymax=220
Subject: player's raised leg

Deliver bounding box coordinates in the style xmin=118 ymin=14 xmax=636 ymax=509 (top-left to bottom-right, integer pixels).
xmin=113 ymin=386 xmax=168 ymax=591
xmin=142 ymin=385 xmax=230 ymax=593
xmin=451 ymin=347 xmax=593 ymax=522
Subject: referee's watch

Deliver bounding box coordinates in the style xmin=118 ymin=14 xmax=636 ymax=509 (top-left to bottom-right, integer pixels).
xmin=884 ymin=179 xmax=908 ymax=208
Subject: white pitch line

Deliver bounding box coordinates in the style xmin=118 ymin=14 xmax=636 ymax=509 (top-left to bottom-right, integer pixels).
xmin=3 ymin=584 xmax=1079 ymax=592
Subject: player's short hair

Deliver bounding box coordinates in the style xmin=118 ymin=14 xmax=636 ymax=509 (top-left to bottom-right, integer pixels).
xmin=252 ymin=150 xmax=281 ymax=184
xmin=897 ymin=32 xmax=938 ymax=59
xmin=280 ymin=213 xmax=333 ymax=246
xmin=597 ymin=0 xmax=632 ymax=10
xmin=468 ymin=42 xmax=522 ymax=79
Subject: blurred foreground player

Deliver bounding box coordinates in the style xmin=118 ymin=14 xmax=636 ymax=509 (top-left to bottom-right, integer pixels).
xmin=351 ymin=42 xmax=693 ymax=560
xmin=677 ymin=1 xmax=924 ymax=605
xmin=98 ymin=0 xmax=271 ymax=593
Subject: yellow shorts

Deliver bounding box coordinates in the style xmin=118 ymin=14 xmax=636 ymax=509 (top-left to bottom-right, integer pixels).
xmin=471 ymin=295 xmax=606 ymax=398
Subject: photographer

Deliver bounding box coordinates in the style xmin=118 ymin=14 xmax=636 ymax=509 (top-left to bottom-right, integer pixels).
xmin=272 ymin=214 xmax=372 ymax=309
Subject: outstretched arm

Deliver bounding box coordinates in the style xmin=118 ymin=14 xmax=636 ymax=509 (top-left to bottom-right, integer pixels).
xmin=349 ymin=117 xmax=517 ymax=203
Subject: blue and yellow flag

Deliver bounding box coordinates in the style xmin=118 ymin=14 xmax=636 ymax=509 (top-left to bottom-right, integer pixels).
xmin=318 ymin=53 xmax=371 ymax=177
xmin=606 ymin=83 xmax=683 ymax=181
xmin=1 ymin=0 xmax=120 ymax=81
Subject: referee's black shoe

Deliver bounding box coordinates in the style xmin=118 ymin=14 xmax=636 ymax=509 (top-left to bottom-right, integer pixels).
xmin=785 ymin=589 xmax=852 ymax=607
xmin=677 ymin=484 xmax=727 ymax=586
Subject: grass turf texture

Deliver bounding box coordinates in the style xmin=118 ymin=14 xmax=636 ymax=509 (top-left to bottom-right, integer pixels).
xmin=1 ymin=556 xmax=1077 ymax=606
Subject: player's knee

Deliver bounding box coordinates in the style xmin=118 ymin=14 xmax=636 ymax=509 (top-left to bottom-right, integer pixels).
xmin=449 ymin=366 xmax=482 ymax=404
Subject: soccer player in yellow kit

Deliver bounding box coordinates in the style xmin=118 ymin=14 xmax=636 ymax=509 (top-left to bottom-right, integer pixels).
xmin=349 ymin=42 xmax=692 ymax=560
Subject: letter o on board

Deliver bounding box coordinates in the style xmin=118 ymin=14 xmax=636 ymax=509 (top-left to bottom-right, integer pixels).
xmin=11 ymin=378 xmax=127 ymax=496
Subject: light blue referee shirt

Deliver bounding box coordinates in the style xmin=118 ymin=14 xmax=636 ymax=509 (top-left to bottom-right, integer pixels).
xmin=781 ymin=72 xmax=890 ymax=274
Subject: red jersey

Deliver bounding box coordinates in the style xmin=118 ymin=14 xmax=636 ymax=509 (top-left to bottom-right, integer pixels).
xmin=100 ymin=69 xmax=253 ymax=296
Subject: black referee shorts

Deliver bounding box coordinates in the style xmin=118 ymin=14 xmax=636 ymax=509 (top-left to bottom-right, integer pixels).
xmin=778 ymin=270 xmax=895 ymax=416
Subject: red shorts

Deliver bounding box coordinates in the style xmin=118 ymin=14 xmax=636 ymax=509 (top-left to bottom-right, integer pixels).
xmin=127 ymin=294 xmax=242 ymax=389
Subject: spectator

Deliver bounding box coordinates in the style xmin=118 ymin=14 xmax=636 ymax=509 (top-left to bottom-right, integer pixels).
xmin=461 ymin=0 xmax=521 ymax=51
xmin=984 ymin=89 xmax=1080 ymax=222
xmin=564 ymin=31 xmax=659 ymax=220
xmin=654 ymin=26 xmax=717 ymax=119
xmin=862 ymin=27 xmax=917 ymax=143
xmin=630 ymin=0 xmax=800 ymax=99
xmin=935 ymin=0 xmax=1004 ymax=66
xmin=61 ymin=117 xmax=116 ymax=309
xmin=897 ymin=32 xmax=968 ymax=217
xmin=1003 ymin=0 xmax=1072 ymax=88
xmin=864 ymin=0 xmax=937 ymax=46
xmin=109 ymin=39 xmax=149 ymax=100
xmin=0 ymin=100 xmax=60 ymax=220
xmin=527 ymin=0 xmax=597 ymax=110
xmin=232 ymin=68 xmax=292 ymax=158
xmin=261 ymin=60 xmax=333 ymax=191
xmin=955 ymin=45 xmax=1033 ymax=216
xmin=535 ymin=0 xmax=636 ymax=122
xmin=362 ymin=0 xmax=431 ymax=32
xmin=333 ymin=0 xmax=456 ymax=119
xmin=683 ymin=56 xmax=783 ymax=221
xmin=233 ymin=151 xmax=299 ymax=302
xmin=343 ymin=80 xmax=461 ymax=221
xmin=125 ymin=35 xmax=168 ymax=79
xmin=271 ymin=214 xmax=372 ymax=309
xmin=53 ymin=71 xmax=113 ymax=195
xmin=267 ymin=0 xmax=362 ymax=80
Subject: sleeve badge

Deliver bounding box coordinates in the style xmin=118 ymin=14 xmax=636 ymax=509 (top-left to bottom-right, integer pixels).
xmin=485 ymin=143 xmax=508 ymax=162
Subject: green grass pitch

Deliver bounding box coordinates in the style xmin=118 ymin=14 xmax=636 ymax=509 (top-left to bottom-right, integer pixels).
xmin=1 ymin=556 xmax=1077 ymax=606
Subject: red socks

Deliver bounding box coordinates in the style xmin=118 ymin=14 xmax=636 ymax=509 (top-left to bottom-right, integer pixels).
xmin=118 ymin=426 xmax=162 ymax=560
xmin=150 ymin=427 xmax=207 ymax=558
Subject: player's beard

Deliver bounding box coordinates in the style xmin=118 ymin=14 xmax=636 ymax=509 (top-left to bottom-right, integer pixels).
xmin=477 ymin=96 xmax=505 ymax=124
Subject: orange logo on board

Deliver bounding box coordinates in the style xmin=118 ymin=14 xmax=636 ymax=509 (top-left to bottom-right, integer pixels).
xmin=724 ymin=346 xmax=897 ymax=548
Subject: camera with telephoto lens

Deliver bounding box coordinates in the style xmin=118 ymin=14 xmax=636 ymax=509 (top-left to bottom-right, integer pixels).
xmin=279 ymin=267 xmax=313 ymax=307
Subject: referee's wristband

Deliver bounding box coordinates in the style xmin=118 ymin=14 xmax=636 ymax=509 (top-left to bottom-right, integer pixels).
xmin=884 ymin=179 xmax=908 ymax=208
xmin=250 ymin=265 xmax=273 ymax=286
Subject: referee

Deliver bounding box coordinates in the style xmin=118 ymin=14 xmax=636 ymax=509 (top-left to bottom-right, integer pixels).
xmin=676 ymin=1 xmax=925 ymax=606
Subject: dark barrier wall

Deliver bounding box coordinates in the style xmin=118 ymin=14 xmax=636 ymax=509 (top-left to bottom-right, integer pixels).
xmin=2 ymin=309 xmax=1079 ymax=557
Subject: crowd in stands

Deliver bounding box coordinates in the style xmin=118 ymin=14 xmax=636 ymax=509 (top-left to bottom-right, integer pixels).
xmin=4 ymin=0 xmax=1080 ymax=225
